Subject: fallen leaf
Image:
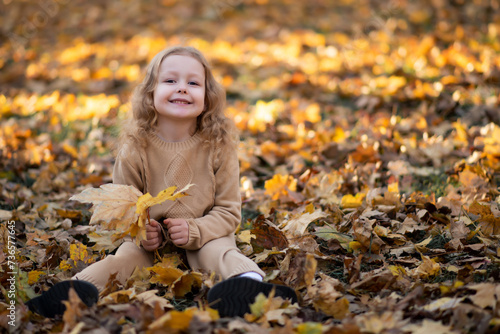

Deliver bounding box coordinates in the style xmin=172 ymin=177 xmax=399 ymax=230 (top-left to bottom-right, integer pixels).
xmin=468 ymin=283 xmax=500 ymax=309
xmin=403 ymin=319 xmax=460 ymax=334
xmin=148 ymin=255 xmax=185 ymax=286
xmin=251 ymin=216 xmax=289 ymax=251
xmin=412 ymin=255 xmax=440 ymax=279
xmin=281 ymin=208 xmax=327 ymax=237
xmin=307 ymin=278 xmax=349 ymax=319
xmin=265 ymin=174 xmax=297 ymax=201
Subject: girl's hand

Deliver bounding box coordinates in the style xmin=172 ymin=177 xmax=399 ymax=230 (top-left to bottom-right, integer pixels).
xmin=164 ymin=218 xmax=189 ymax=246
xmin=141 ymin=219 xmax=163 ymax=251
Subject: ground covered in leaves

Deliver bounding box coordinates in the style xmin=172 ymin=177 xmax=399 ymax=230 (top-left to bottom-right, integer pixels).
xmin=1 ymin=0 xmax=500 ymax=333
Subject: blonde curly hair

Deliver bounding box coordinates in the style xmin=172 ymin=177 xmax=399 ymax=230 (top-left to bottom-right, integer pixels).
xmin=119 ymin=46 xmax=237 ymax=154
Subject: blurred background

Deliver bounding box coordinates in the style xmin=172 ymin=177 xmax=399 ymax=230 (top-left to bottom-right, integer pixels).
xmin=0 ymin=0 xmax=499 ymax=208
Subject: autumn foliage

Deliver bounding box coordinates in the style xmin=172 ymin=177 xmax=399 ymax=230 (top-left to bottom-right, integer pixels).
xmin=1 ymin=0 xmax=500 ymax=333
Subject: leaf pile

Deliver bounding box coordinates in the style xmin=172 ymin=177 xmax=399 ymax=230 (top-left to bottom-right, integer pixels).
xmin=1 ymin=0 xmax=500 ymax=333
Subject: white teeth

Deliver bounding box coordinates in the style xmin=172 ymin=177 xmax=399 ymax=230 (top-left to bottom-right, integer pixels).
xmin=171 ymin=100 xmax=189 ymax=104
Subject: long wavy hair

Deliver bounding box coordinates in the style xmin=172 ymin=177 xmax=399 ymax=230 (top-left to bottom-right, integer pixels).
xmin=119 ymin=46 xmax=237 ymax=155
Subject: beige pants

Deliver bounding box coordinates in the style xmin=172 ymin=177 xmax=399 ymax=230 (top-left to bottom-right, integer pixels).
xmin=73 ymin=234 xmax=264 ymax=292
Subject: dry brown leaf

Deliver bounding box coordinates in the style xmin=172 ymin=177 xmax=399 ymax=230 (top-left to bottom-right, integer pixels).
xmin=356 ymin=311 xmax=408 ymax=334
xmin=403 ymin=319 xmax=459 ymax=334
xmin=468 ymin=283 xmax=500 ymax=309
xmin=69 ymin=184 xmax=142 ymax=226
xmin=412 ymin=255 xmax=440 ymax=279
xmin=62 ymin=288 xmax=85 ymax=331
xmin=251 ymin=216 xmax=289 ymax=251
xmin=135 ymin=290 xmax=173 ymax=310
xmin=352 ymin=217 xmax=386 ymax=254
xmin=172 ymin=272 xmax=203 ymax=298
xmin=280 ymin=208 xmax=327 ymax=237
xmin=307 ymin=278 xmax=349 ymax=319
xmin=469 ymin=201 xmax=500 ymax=237
xmin=450 ymin=219 xmax=469 ymax=240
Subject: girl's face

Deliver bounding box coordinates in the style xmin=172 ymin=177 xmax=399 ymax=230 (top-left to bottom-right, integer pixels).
xmin=153 ymin=55 xmax=205 ymax=129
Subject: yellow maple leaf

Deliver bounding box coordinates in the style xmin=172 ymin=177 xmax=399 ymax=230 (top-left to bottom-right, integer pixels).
xmin=172 ymin=272 xmax=203 ymax=298
xmin=135 ymin=185 xmax=192 ymax=241
xmin=69 ymin=184 xmax=142 ymax=226
xmin=265 ymin=174 xmax=297 ymax=201
xmin=70 ymin=183 xmax=192 ymax=244
xmin=341 ymin=193 xmax=365 ymax=209
xmin=148 ymin=256 xmax=184 ymax=286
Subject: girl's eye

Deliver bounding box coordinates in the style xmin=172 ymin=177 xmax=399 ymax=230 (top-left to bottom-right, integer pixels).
xmin=165 ymin=79 xmax=175 ymax=83
xmin=188 ymin=81 xmax=199 ymax=86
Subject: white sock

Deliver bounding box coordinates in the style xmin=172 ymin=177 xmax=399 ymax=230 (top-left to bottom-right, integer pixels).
xmin=238 ymin=272 xmax=263 ymax=281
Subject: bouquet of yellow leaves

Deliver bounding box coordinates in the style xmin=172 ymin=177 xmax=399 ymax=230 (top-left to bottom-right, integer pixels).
xmin=70 ymin=184 xmax=192 ymax=245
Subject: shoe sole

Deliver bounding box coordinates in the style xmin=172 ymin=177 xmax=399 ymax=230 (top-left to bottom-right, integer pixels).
xmin=207 ymin=277 xmax=297 ymax=317
xmin=26 ymin=280 xmax=99 ymax=318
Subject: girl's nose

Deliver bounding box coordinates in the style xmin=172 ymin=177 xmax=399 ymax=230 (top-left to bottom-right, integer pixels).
xmin=177 ymin=88 xmax=187 ymax=94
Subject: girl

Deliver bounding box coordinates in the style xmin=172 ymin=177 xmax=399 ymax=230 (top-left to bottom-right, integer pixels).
xmin=27 ymin=46 xmax=296 ymax=318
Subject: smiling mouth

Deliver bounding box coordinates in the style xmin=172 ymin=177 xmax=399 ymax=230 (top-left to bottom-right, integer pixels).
xmin=170 ymin=99 xmax=191 ymax=104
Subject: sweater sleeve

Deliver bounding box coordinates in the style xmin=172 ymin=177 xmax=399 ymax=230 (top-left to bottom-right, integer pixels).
xmin=180 ymin=145 xmax=241 ymax=250
xmin=112 ymin=144 xmax=145 ymax=193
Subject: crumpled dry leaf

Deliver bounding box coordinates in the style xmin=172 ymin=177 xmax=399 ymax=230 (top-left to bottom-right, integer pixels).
xmin=100 ymin=288 xmax=135 ymax=305
xmin=280 ymin=207 xmax=327 ymax=237
xmin=62 ymin=288 xmax=85 ymax=332
xmin=412 ymin=255 xmax=440 ymax=279
xmin=135 ymin=290 xmax=173 ymax=310
xmin=251 ymin=216 xmax=289 ymax=251
xmin=148 ymin=256 xmax=185 ymax=286
xmin=283 ymin=252 xmax=317 ymax=289
xmin=352 ymin=217 xmax=386 ymax=254
xmin=172 ymin=271 xmax=203 ymax=298
xmin=245 ymin=290 xmax=299 ymax=324
xmin=468 ymin=201 xmax=500 ymax=237
xmin=307 ymin=276 xmax=349 ymax=319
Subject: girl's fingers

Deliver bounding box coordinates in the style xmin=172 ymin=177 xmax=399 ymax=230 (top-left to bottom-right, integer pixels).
xmin=146 ymin=224 xmax=158 ymax=232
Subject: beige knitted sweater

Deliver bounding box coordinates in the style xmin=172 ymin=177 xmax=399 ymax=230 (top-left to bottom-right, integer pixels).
xmin=112 ymin=133 xmax=241 ymax=251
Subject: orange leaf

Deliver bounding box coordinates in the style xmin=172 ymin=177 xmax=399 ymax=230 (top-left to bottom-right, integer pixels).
xmin=264 ymin=174 xmax=297 ymax=201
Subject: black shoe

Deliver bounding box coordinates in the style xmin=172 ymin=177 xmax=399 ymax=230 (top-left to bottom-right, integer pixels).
xmin=207 ymin=277 xmax=297 ymax=317
xmin=26 ymin=280 xmax=99 ymax=318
